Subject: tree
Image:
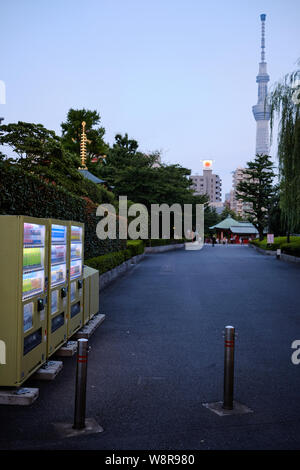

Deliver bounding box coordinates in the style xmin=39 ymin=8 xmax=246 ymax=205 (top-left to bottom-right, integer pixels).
xmin=269 ymin=67 xmax=300 ymax=241
xmin=61 ymin=108 xmax=109 ymax=166
xmin=236 ymin=154 xmax=275 ymax=241
xmin=267 ymin=184 xmax=285 ymax=236
xmin=0 ymin=121 xmax=63 ymax=169
xmin=219 ymin=206 xmax=244 ymax=221
xmin=0 ymin=121 xmax=114 ymax=205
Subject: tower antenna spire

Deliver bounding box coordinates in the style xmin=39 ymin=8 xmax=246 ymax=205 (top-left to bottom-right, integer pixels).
xmin=260 ymin=14 xmax=266 ymax=63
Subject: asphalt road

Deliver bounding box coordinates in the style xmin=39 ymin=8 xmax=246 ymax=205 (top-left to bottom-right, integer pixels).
xmin=1 ymin=245 xmax=300 ymax=450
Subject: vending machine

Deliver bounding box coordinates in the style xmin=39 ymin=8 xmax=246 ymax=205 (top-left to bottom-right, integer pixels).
xmin=67 ymin=222 xmax=84 ymax=337
xmin=0 ymin=215 xmax=48 ymax=386
xmin=83 ymin=266 xmax=99 ymax=322
xmin=47 ymin=220 xmax=69 ymax=356
xmin=83 ymin=267 xmax=91 ymax=325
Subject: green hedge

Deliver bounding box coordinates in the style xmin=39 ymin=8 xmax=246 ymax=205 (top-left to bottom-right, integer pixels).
xmin=250 ymin=236 xmax=300 ymax=251
xmin=250 ymin=236 xmax=300 ymax=257
xmin=85 ymin=249 xmax=132 ymax=274
xmin=0 ymin=163 xmax=126 ymax=259
xmin=281 ymin=241 xmax=300 ymax=257
xmin=145 ymin=238 xmax=185 ymax=247
xmin=127 ymin=240 xmax=145 ymax=256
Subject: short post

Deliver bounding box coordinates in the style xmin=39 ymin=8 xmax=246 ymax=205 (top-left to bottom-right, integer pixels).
xmin=73 ymin=338 xmax=89 ymax=430
xmin=223 ymin=326 xmax=235 ymax=410
xmin=276 ymin=249 xmax=281 ymax=260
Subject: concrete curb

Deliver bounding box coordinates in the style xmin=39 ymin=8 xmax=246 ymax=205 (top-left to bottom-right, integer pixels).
xmin=249 ymin=243 xmax=300 ymax=264
xmin=145 ymin=244 xmax=184 ymax=254
xmin=248 ymin=244 xmax=276 ymax=256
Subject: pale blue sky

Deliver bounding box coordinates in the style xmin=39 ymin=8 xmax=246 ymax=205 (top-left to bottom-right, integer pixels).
xmin=1 ymin=0 xmax=299 ymax=195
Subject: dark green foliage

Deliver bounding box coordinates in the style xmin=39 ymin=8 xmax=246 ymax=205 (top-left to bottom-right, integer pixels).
xmin=61 ymin=108 xmax=109 ymax=164
xmin=85 ymin=249 xmax=131 ymax=275
xmin=236 ymin=154 xmax=275 ymax=241
xmin=270 ymin=68 xmax=300 ymax=236
xmin=250 ymin=236 xmax=300 ymax=256
xmin=97 ymin=133 xmax=202 ymax=208
xmin=0 ymin=163 xmax=125 ymax=259
xmin=127 ymin=240 xmax=145 ymax=256
xmin=281 ymin=241 xmax=300 ymax=257
xmin=0 ymin=120 xmax=115 ymax=205
xmin=219 ymin=206 xmax=244 ymax=221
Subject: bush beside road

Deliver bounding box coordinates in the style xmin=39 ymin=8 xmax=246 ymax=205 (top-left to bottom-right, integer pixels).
xmin=250 ymin=236 xmax=300 ymax=257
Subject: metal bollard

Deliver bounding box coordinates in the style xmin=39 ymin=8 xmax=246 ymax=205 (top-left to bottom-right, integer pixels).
xmin=223 ymin=326 xmax=235 ymax=410
xmin=73 ymin=338 xmax=89 ymax=430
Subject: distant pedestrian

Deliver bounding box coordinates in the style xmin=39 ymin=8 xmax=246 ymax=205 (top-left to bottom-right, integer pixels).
xmin=212 ymin=236 xmax=216 ymax=247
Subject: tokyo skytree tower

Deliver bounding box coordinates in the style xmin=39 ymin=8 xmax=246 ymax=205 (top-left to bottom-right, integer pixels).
xmin=252 ymin=14 xmax=270 ymax=156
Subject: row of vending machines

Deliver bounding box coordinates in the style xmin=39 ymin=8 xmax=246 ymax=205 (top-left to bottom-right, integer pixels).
xmin=0 ymin=215 xmax=97 ymax=387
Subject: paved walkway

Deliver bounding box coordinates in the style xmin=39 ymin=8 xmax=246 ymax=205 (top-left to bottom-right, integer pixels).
xmin=1 ymin=246 xmax=300 ymax=450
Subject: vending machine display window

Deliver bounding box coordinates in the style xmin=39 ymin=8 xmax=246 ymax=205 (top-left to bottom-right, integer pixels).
xmin=51 ymin=224 xmax=67 ymax=244
xmin=51 ymin=263 xmax=66 ymax=287
xmin=23 ymin=223 xmax=45 ymax=246
xmin=70 ymin=259 xmax=81 ymax=280
xmin=51 ymin=245 xmax=66 ymax=264
xmin=51 ymin=290 xmax=59 ymax=315
xmin=71 ymin=226 xmax=82 ymax=242
xmin=22 ymin=270 xmax=44 ymax=300
xmin=22 ymin=223 xmax=46 ymax=301
xmin=23 ymin=247 xmax=44 ymax=270
xmin=70 ymin=243 xmax=82 ymax=260
xmin=70 ymin=281 xmax=76 ymax=302
xmin=23 ymin=302 xmax=34 ymax=332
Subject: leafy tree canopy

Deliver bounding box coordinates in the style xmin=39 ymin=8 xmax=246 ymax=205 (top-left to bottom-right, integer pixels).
xmin=61 ymin=108 xmax=109 ymax=165
xmin=236 ymin=154 xmax=275 ymax=240
xmin=269 ymin=64 xmax=300 ymax=236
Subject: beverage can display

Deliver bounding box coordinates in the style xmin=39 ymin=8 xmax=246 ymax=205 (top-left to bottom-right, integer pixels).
xmin=70 ymin=260 xmax=81 ymax=279
xmin=23 ymin=247 xmax=43 ymax=269
xmin=71 ymin=226 xmax=82 ymax=242
xmin=51 ymin=225 xmax=66 ymax=244
xmin=23 ymin=223 xmax=45 ymax=246
xmin=22 ymin=270 xmax=44 ymax=299
xmin=70 ymin=244 xmax=81 ymax=260
xmin=51 ymin=264 xmax=66 ymax=287
xmin=51 ymin=245 xmax=66 ymax=264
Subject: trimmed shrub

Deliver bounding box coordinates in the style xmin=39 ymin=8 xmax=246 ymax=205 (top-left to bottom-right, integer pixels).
xmin=85 ymin=249 xmax=131 ymax=274
xmin=250 ymin=236 xmax=300 ymax=251
xmin=281 ymin=241 xmax=300 ymax=258
xmin=127 ymin=240 xmax=145 ymax=256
